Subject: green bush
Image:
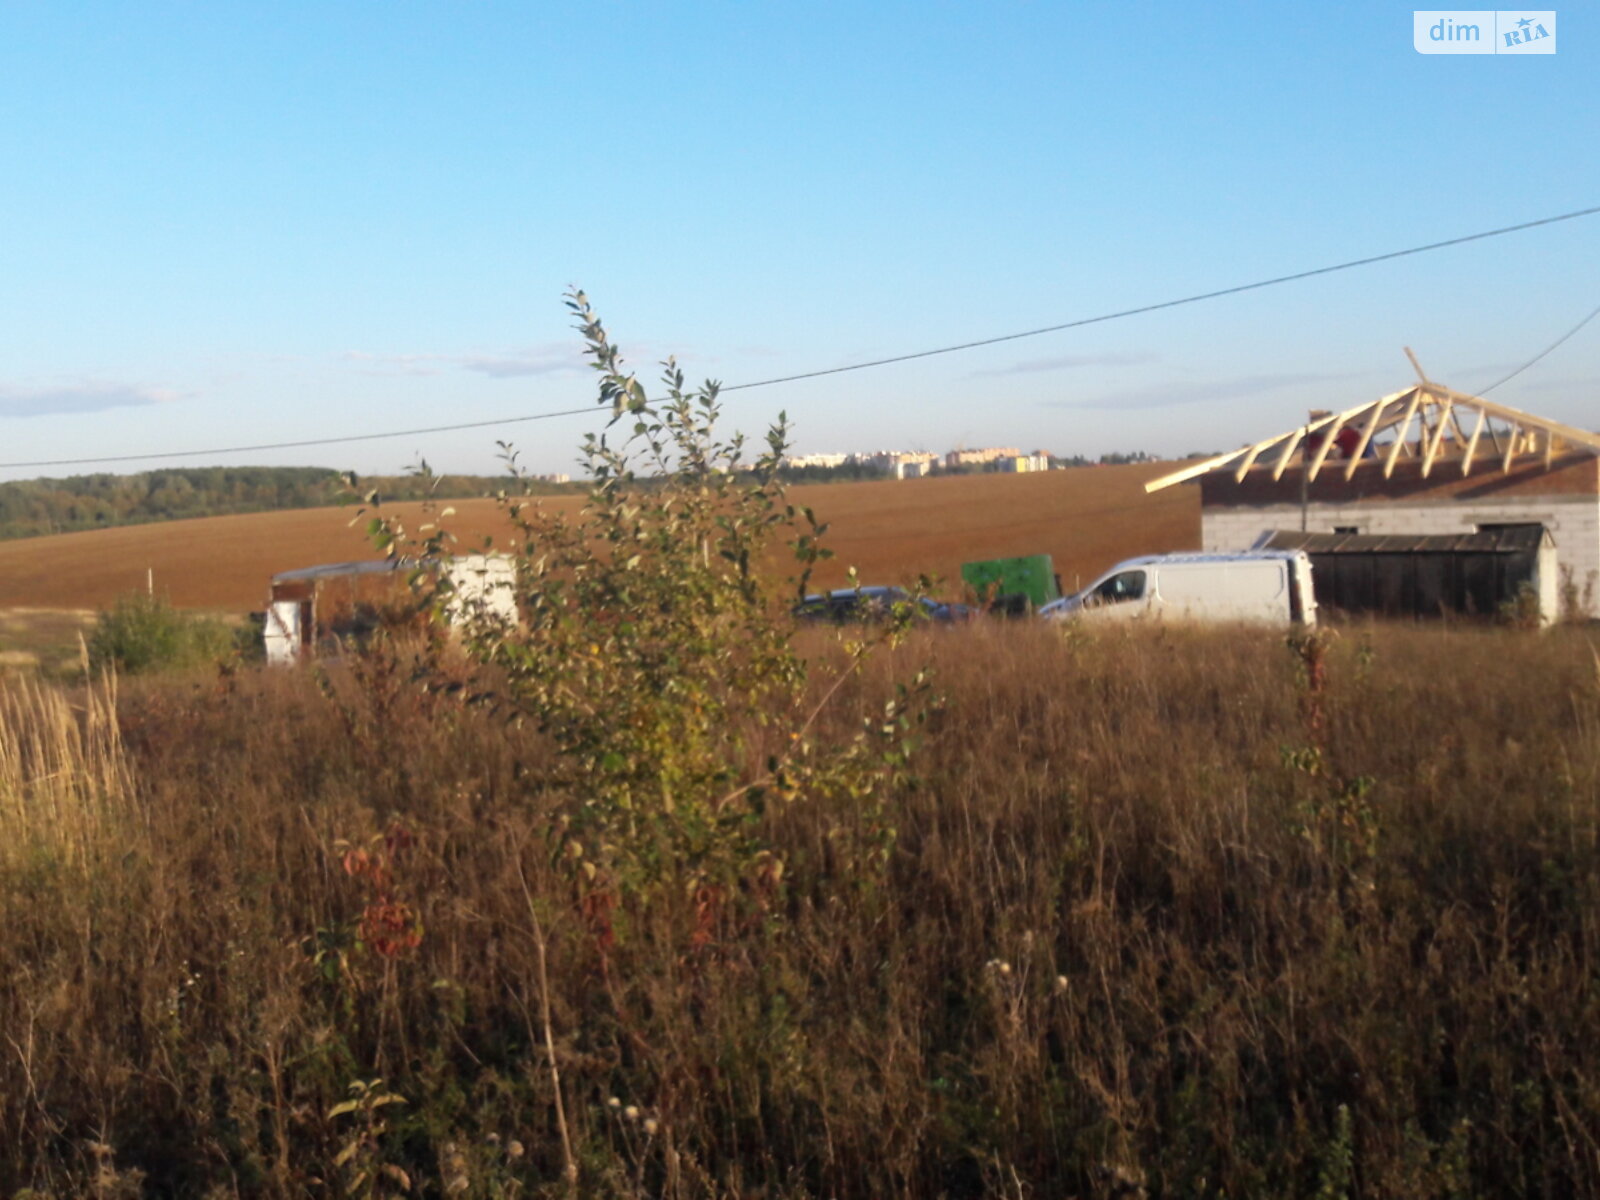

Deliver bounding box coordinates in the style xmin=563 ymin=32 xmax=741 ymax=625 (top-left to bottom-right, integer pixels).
xmin=86 ymin=592 xmax=236 ymax=674
xmin=357 ymin=291 xmax=928 ymax=901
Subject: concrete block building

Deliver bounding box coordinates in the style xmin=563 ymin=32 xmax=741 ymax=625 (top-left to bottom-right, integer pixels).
xmin=1144 ymin=382 xmax=1600 ymax=616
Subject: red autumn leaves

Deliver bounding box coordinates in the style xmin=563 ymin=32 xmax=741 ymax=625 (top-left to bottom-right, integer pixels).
xmin=341 ymin=824 xmax=423 ymax=960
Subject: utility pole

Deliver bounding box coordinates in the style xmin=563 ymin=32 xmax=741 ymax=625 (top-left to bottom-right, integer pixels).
xmin=1300 ymin=423 xmax=1310 ymax=532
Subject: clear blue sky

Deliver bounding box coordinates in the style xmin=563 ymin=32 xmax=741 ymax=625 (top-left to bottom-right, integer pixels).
xmin=1 ymin=2 xmax=1594 ymax=481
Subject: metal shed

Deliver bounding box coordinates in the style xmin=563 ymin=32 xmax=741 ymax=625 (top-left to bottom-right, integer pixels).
xmin=1255 ymin=526 xmax=1558 ymax=625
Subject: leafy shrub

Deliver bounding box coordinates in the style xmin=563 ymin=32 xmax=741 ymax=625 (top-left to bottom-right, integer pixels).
xmin=482 ymin=293 xmax=923 ymax=887
xmin=1497 ymin=580 xmax=1544 ymax=629
xmin=365 ymin=290 xmax=928 ymax=900
xmin=1558 ymin=563 xmax=1596 ymax=622
xmin=86 ymin=591 xmax=236 ymax=674
xmin=338 ymin=292 xmax=931 ymax=1188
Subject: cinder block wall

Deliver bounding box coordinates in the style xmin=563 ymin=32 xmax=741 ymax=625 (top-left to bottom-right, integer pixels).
xmin=1201 ymin=496 xmax=1600 ymax=617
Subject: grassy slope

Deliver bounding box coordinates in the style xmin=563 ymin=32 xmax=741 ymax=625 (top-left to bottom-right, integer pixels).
xmin=0 ymin=463 xmax=1197 ymax=612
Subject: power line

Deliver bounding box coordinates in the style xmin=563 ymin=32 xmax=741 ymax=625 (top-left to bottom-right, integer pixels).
xmin=4 ymin=202 xmax=1598 ymax=471
xmin=722 ymin=204 xmax=1600 ymax=391
xmin=1477 ymin=299 xmax=1600 ymax=395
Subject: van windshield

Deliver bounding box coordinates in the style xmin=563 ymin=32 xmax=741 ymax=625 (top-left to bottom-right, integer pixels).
xmin=1088 ymin=569 xmax=1146 ymax=605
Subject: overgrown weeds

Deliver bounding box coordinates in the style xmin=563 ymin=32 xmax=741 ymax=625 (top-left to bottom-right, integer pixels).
xmin=0 ymin=667 xmax=133 ymax=874
xmin=1 ymin=622 xmax=1598 ymax=1196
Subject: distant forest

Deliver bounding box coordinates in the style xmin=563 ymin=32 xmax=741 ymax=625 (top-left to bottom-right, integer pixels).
xmin=0 ymin=466 xmax=576 ymax=541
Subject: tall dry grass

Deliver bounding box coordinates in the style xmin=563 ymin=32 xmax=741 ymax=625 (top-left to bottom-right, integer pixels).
xmin=0 ymin=666 xmax=134 ymax=872
xmin=1 ymin=622 xmax=1598 ymax=1197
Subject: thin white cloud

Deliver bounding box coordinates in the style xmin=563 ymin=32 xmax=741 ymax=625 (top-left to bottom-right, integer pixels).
xmin=972 ymin=351 xmax=1156 ymax=377
xmin=459 ymin=348 xmax=585 ymax=378
xmin=0 ymin=382 xmax=176 ymax=418
xmin=343 ymin=342 xmax=586 ymax=379
xmin=342 ymin=350 xmax=446 ymax=378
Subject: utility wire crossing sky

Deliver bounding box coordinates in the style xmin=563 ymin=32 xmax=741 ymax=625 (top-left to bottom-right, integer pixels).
xmin=4 ymin=205 xmax=1596 ymax=472
xmin=1 ymin=3 xmax=1595 ymax=479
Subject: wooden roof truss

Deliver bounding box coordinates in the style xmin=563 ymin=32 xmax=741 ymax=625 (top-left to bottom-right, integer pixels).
xmin=1144 ymin=383 xmax=1600 ymax=493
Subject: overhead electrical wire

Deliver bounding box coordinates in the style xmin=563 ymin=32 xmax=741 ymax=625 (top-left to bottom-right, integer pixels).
xmin=720 ymin=204 xmax=1600 ymax=392
xmin=3 ymin=202 xmax=1598 ymax=471
xmin=1477 ymin=299 xmax=1600 ymax=395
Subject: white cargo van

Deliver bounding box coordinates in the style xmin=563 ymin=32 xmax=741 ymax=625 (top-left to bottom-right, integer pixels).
xmin=1038 ymin=551 xmax=1317 ymax=627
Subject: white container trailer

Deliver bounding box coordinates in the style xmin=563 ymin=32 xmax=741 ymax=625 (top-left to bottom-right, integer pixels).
xmin=264 ymin=554 xmax=518 ymax=665
xmin=1039 ymin=551 xmax=1317 ymax=627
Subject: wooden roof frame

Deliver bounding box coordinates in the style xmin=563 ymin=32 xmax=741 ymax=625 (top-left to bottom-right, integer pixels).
xmin=1144 ymin=383 xmax=1600 ymax=493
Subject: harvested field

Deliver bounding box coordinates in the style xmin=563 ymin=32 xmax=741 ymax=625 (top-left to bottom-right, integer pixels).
xmin=0 ymin=462 xmax=1198 ymax=613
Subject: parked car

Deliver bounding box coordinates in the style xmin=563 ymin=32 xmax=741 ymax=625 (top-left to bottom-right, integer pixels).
xmin=792 ymin=586 xmax=974 ymax=625
xmin=1038 ymin=551 xmax=1317 ymax=627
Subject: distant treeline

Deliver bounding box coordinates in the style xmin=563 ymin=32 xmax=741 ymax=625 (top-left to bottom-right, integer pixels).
xmin=0 ymin=466 xmax=576 ymax=541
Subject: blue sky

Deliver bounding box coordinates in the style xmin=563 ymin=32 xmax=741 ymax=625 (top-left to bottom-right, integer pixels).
xmin=0 ymin=3 xmax=1594 ymax=480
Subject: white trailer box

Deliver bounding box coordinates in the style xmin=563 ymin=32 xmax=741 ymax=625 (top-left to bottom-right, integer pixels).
xmin=441 ymin=554 xmax=518 ymax=628
xmin=264 ymin=553 xmax=518 ymax=663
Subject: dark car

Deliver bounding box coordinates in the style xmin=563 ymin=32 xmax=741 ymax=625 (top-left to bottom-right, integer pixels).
xmin=791 ymin=586 xmax=973 ymax=625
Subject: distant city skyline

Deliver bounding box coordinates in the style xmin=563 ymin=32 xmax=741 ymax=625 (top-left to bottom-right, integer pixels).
xmin=1 ymin=3 xmax=1595 ymax=483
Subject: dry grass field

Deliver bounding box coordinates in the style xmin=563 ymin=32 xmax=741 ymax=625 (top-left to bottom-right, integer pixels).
xmin=0 ymin=606 xmax=97 ymax=674
xmin=5 ymin=620 xmax=1599 ymax=1195
xmin=0 ymin=462 xmax=1197 ymax=615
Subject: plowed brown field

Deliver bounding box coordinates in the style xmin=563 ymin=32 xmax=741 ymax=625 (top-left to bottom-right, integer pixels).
xmin=0 ymin=463 xmax=1198 ymax=613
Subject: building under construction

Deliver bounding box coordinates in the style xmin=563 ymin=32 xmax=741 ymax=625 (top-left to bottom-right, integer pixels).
xmin=1143 ymin=379 xmax=1600 ymax=619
